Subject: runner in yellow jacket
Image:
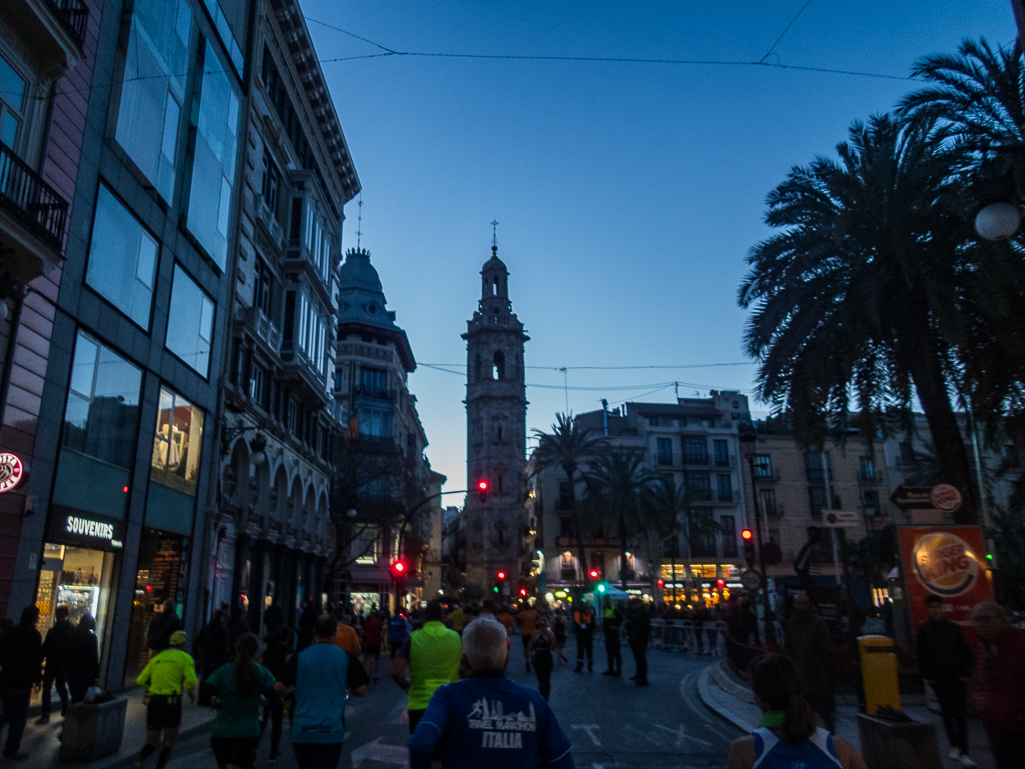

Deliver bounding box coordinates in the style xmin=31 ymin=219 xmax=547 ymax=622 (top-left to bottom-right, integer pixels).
xmin=135 ymin=630 xmax=197 ymax=769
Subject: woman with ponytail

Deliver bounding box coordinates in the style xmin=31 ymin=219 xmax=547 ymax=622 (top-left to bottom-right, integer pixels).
xmin=202 ymin=633 xmax=277 ymax=769
xmin=727 ymin=654 xmax=868 ymax=769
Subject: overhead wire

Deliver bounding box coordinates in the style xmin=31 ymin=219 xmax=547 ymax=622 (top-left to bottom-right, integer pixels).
xmin=759 ymin=0 xmax=815 ymax=64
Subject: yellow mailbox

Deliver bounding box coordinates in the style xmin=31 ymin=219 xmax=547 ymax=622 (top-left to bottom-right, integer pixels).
xmin=858 ymin=635 xmax=900 ymax=714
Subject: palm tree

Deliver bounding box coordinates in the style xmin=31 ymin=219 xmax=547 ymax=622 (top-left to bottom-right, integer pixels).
xmin=738 ymin=113 xmax=980 ymax=524
xmin=899 ymin=39 xmax=1025 ymax=446
xmin=531 ymin=413 xmax=607 ymax=584
xmin=578 ymin=447 xmax=666 ymax=589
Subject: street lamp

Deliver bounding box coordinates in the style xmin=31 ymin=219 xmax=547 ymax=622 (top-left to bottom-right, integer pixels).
xmin=738 ymin=422 xmax=777 ymax=645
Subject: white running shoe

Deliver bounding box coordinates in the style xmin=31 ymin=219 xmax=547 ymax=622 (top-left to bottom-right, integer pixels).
xmin=949 ymin=748 xmax=962 ymax=761
xmin=961 ymin=755 xmax=978 ymax=768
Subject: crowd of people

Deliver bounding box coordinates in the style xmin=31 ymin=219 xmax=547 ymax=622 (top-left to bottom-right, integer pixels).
xmin=1 ymin=590 xmax=1023 ymax=769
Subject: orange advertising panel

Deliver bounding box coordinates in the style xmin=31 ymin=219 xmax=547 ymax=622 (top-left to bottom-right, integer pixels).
xmin=898 ymin=526 xmax=994 ymax=637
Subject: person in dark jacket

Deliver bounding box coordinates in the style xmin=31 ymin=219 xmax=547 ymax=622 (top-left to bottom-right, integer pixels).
xmin=147 ymin=600 xmax=182 ymax=653
xmin=66 ymin=615 xmax=100 ymax=703
xmin=260 ymin=626 xmax=290 ymax=760
xmin=0 ymin=606 xmax=43 ymax=759
xmin=784 ymin=592 xmax=835 ymax=732
xmin=915 ymin=595 xmax=974 ymax=764
xmin=625 ymin=597 xmax=651 ymax=686
xmin=263 ymin=602 xmax=284 ymax=635
xmin=193 ymin=610 xmax=230 ymax=682
xmin=971 ymin=601 xmax=1025 ymax=769
xmin=37 ymin=605 xmax=73 ymax=723
xmin=602 ymin=604 xmax=623 ymax=676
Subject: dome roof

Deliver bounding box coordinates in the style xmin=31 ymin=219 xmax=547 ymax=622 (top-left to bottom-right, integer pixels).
xmin=482 ymin=245 xmax=507 ymax=273
xmin=339 ymin=247 xmax=382 ymax=292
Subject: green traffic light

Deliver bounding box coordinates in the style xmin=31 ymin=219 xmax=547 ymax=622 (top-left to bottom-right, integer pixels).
xmin=986 ymin=553 xmax=994 ymax=561
xmin=597 ymin=584 xmax=606 ymax=593
xmin=493 ymin=586 xmax=499 ymax=593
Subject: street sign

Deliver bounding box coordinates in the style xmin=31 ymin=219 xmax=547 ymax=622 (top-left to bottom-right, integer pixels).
xmin=822 ymin=510 xmax=861 ymax=528
xmin=931 ymin=484 xmax=963 ymax=513
xmin=740 ymin=569 xmax=763 ymax=592
xmin=889 ymin=484 xmax=935 ymax=511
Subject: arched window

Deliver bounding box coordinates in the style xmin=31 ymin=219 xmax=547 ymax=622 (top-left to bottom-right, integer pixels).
xmin=492 ymin=350 xmax=505 ymax=380
xmin=492 ymin=277 xmax=499 ymax=295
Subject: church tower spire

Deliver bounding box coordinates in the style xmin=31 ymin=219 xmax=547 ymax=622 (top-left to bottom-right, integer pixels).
xmin=462 ymin=236 xmax=529 ymax=589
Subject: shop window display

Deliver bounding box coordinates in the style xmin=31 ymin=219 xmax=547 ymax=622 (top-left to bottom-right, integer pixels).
xmin=150 ymin=387 xmax=204 ymax=495
xmin=125 ymin=530 xmax=187 ymax=680
xmin=34 ymin=544 xmax=115 ymax=653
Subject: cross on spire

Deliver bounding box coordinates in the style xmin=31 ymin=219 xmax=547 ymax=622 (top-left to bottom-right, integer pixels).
xmin=490 ymin=219 xmax=499 ymax=248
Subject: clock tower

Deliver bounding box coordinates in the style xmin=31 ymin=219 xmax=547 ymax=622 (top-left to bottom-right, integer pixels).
xmin=462 ymin=241 xmax=529 ymax=590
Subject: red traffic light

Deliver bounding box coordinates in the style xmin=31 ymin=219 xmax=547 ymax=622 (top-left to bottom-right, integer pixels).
xmin=589 ymin=568 xmax=600 ymax=579
xmin=657 ymin=578 xmax=664 ymax=589
xmin=478 ymin=480 xmax=489 ymax=491
xmin=519 ymin=588 xmax=527 ymax=596
xmin=741 ymin=528 xmax=753 ymax=540
xmin=716 ymin=578 xmax=726 ymax=589
xmin=394 ymin=561 xmax=405 ymax=573
xmin=496 ymin=570 xmax=506 ymax=581
xmin=391 ymin=560 xmax=408 ymax=579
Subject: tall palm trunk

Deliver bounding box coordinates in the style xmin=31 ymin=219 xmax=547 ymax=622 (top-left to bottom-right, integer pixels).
xmin=904 ymin=331 xmax=978 ymax=524
xmin=563 ymin=464 xmax=588 ymax=586
xmin=619 ymin=510 xmax=629 ymax=590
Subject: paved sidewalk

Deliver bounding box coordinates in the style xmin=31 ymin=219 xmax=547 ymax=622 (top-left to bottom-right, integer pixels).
xmin=697 ymin=659 xmax=996 ymax=769
xmin=17 ymin=688 xmax=213 ymax=769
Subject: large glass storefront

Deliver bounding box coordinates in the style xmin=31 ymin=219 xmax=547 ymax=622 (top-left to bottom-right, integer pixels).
xmin=125 ymin=529 xmax=189 ymax=679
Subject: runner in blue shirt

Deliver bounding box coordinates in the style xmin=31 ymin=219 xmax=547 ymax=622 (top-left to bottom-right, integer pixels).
xmin=726 ymin=654 xmax=867 ymax=769
xmin=409 ymin=616 xmax=574 ymax=769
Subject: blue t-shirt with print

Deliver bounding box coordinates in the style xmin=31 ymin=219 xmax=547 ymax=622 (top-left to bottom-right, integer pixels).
xmin=291 ymin=643 xmax=352 ymax=744
xmin=409 ymin=672 xmax=574 ymax=769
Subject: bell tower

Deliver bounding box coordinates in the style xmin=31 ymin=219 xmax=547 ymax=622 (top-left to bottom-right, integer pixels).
xmin=462 ymin=236 xmax=529 ymax=591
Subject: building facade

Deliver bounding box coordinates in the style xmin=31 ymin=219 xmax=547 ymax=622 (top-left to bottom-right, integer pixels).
xmin=213 ymin=0 xmax=360 ymax=634
xmin=461 ymin=245 xmax=528 ymax=591
xmin=332 ymin=247 xmax=442 ymax=613
xmin=4 ymin=0 xmax=251 ymax=687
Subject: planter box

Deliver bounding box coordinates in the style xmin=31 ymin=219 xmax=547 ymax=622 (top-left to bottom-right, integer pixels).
xmin=60 ymin=697 xmax=127 ymax=762
xmin=856 ymin=713 xmax=941 ymax=769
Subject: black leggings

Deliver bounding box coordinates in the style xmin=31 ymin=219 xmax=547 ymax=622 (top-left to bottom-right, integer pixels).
xmin=534 ymin=651 xmax=554 ymax=700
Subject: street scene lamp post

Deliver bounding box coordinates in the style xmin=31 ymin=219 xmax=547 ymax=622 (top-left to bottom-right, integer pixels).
xmin=738 ymin=423 xmax=777 ymax=646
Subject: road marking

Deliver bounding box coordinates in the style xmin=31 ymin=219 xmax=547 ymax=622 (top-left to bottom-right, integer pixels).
xmin=350 ymin=736 xmax=409 ymax=768
xmin=655 ymin=722 xmax=713 ymax=748
xmin=572 ymin=724 xmax=602 ymax=746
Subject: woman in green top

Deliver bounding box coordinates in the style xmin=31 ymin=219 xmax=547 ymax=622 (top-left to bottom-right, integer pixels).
xmin=202 ymin=634 xmax=276 ymax=769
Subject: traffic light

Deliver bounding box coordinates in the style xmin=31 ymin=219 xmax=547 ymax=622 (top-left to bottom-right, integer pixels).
xmin=742 ymin=528 xmax=757 ymax=568
xmin=588 ymin=566 xmax=601 ymax=581
xmin=495 ymin=569 xmax=507 ymax=595
xmin=496 ymin=569 xmax=507 ymax=582
xmin=597 ymin=583 xmax=606 ymax=593
xmin=519 ymin=587 xmax=528 ymax=597
xmin=390 ymin=559 xmax=407 ymax=579
xmin=657 ymin=578 xmax=665 ymax=590
xmin=477 ymin=479 xmax=489 ymax=503
xmin=716 ymin=578 xmax=726 ymax=590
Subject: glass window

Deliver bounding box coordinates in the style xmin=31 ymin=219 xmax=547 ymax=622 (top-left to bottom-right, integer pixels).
xmin=351 ymin=526 xmax=378 ymax=565
xmin=859 ymin=456 xmax=875 ymax=479
xmin=656 ymin=438 xmax=673 ymax=466
xmin=863 ymin=489 xmax=880 ymax=515
xmin=249 ymin=363 xmax=267 ymax=408
xmin=0 ymin=54 xmax=27 ymax=152
xmin=713 ymin=439 xmax=729 ymax=466
xmin=808 ymin=486 xmax=827 ymax=519
xmin=683 ymin=436 xmax=708 ymax=464
xmin=151 ymin=387 xmax=204 ymax=496
xmin=760 ymin=488 xmax=778 ymax=516
xmin=687 ymin=471 xmax=711 ymax=502
xmin=805 ymin=452 xmax=831 ymax=481
xmin=166 ymin=265 xmax=214 ymax=376
xmin=359 ymin=368 xmax=387 ymax=393
xmin=115 ymin=0 xmax=192 ymax=203
xmin=716 ymin=474 xmax=732 ymax=502
xmin=186 ymin=41 xmax=240 ymax=270
xmin=53 ymin=332 xmax=143 ymax=518
xmin=85 ymin=185 xmax=158 ymax=329
xmin=720 ymin=515 xmax=738 ymax=557
xmin=752 ymin=454 xmax=773 ymax=477
xmin=689 ymin=508 xmax=716 ymax=558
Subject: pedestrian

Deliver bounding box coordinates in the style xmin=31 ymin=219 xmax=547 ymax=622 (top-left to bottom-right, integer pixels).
xmin=517 ymin=603 xmax=539 ymax=672
xmin=0 ymin=606 xmax=43 ymax=760
xmin=297 ymin=602 xmax=318 ymax=651
xmin=66 ymin=614 xmax=100 ymax=703
xmin=529 ymin=616 xmax=557 ymax=701
xmin=573 ymin=603 xmax=594 ymax=672
xmin=331 ymin=610 xmax=362 ymax=656
xmin=784 ymin=592 xmax=835 ymax=732
xmin=388 ymin=611 xmax=410 ymax=657
xmin=391 ymin=601 xmax=462 ymax=733
xmin=449 ymin=604 xmax=467 ymax=635
xmin=496 ymin=605 xmax=515 ymax=637
xmin=726 ymin=653 xmax=867 ymax=769
xmin=553 ymin=612 xmax=569 ymax=663
xmin=263 ymin=602 xmax=284 ymax=634
xmin=37 ymin=605 xmax=73 ymax=724
xmin=135 ymin=630 xmax=197 ymax=769
xmin=193 ymin=610 xmax=230 ymax=683
xmin=915 ymin=595 xmax=975 ymax=766
xmin=147 ymin=599 xmax=182 ymax=653
xmin=408 ymin=616 xmax=574 ymax=769
xmin=625 ymin=597 xmax=650 ymax=686
xmin=602 ymin=604 xmax=622 ymax=677
xmin=275 ymin=614 xmax=368 ymax=769
xmin=363 ymin=611 xmax=383 ymax=683
xmin=970 ymin=601 xmax=1025 ymax=769
xmin=201 ymin=634 xmax=276 ymax=769
xmin=260 ymin=626 xmax=290 ymax=761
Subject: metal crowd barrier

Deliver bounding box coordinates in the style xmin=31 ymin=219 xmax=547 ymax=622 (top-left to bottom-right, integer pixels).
xmin=650 ymin=619 xmax=728 ymax=656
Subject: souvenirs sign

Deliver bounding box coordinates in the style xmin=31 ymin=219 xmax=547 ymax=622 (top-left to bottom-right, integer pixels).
xmin=0 ymin=453 xmax=24 ymax=493
xmin=898 ymin=526 xmax=993 ymax=634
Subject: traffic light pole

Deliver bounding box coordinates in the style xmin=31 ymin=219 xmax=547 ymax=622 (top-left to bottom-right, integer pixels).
xmin=745 ymin=451 xmax=777 ymax=646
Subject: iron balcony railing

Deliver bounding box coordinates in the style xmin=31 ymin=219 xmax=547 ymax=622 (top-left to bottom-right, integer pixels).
xmin=0 ymin=143 xmax=68 ymax=253
xmin=45 ymin=0 xmax=89 ymax=49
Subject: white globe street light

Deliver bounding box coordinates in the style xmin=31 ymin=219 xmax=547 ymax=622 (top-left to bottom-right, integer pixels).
xmin=975 ymin=202 xmax=1022 ymax=241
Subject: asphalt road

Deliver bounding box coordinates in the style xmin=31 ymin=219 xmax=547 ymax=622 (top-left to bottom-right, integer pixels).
xmin=162 ymin=646 xmax=740 ymax=769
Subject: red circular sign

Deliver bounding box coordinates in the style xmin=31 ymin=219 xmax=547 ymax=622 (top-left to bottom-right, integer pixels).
xmin=0 ymin=453 xmax=24 ymax=493
xmin=931 ymin=484 xmax=963 ymax=513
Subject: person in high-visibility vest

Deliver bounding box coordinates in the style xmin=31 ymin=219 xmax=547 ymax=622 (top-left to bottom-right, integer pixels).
xmin=135 ymin=630 xmax=197 ymax=769
xmin=391 ymin=601 xmax=462 ymax=733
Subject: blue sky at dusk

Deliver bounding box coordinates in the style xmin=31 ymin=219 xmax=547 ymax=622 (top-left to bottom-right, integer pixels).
xmin=302 ymin=0 xmax=1013 ymax=492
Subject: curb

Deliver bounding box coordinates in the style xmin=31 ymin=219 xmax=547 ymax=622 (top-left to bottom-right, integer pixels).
xmin=58 ymin=715 xmax=213 ymax=769
xmin=696 ymin=665 xmax=758 ymax=733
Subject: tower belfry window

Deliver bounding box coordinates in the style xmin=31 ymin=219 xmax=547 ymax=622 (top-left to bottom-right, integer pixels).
xmin=492 ymin=277 xmax=499 ymax=295
xmin=493 ymin=350 xmax=505 ymax=380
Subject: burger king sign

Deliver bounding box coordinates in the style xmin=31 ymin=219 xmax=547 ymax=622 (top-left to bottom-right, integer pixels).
xmin=899 ymin=526 xmax=994 ymax=634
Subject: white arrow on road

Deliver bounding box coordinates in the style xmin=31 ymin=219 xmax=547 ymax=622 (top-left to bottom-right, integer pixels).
xmin=350 ymin=737 xmax=409 ymax=769
xmin=654 ymin=722 xmax=713 ymax=748
xmin=572 ymin=724 xmax=602 ymax=746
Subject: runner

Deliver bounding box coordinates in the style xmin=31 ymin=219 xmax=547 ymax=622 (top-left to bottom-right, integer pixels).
xmin=135 ymin=631 xmax=197 ymax=769
xmin=529 ymin=616 xmax=557 ymax=701
xmin=391 ymin=601 xmax=462 ymax=733
xmin=517 ymin=604 xmax=540 ymax=672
